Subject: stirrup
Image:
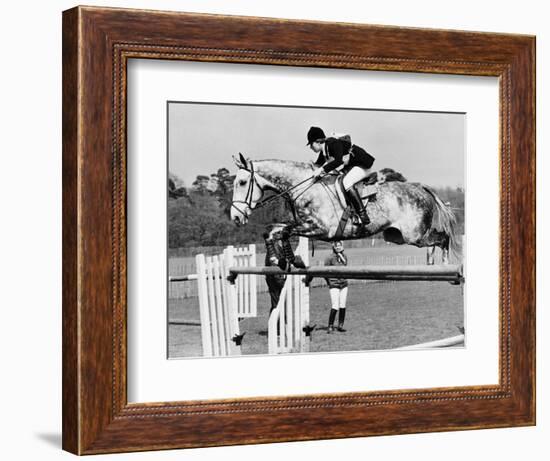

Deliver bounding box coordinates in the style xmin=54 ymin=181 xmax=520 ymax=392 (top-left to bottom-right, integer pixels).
xmin=355 ymin=207 xmax=370 ymax=225
xmin=351 ymin=210 xmax=369 ymax=226
xmin=359 ymin=213 xmax=370 ymax=225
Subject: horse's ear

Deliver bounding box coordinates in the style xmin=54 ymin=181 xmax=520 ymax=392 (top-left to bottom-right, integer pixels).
xmin=232 ymin=153 xmax=248 ymax=169
xmin=239 ymin=152 xmax=248 ymax=169
xmin=232 ymin=154 xmax=244 ymax=168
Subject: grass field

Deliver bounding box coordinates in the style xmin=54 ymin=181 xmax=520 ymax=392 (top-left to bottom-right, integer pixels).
xmin=168 ymin=278 xmax=464 ymax=358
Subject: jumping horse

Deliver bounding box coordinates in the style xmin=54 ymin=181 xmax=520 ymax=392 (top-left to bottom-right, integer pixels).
xmin=230 ymin=154 xmax=459 ymax=265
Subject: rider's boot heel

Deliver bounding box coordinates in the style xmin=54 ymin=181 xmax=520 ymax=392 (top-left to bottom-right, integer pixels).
xmin=347 ymin=186 xmax=370 ymax=225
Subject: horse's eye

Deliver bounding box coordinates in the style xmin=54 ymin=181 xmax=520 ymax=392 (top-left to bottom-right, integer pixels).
xmin=239 ymin=180 xmax=247 ymax=186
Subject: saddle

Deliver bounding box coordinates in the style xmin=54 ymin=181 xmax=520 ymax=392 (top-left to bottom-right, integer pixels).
xmin=334 ymin=175 xmax=378 ymax=209
xmin=333 ymin=175 xmax=378 ymax=239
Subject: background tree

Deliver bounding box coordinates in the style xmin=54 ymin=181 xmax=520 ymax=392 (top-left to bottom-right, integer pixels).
xmin=191 ymin=175 xmax=211 ymax=194
xmin=210 ymin=168 xmax=235 ymax=217
xmin=168 ymin=172 xmax=188 ymax=200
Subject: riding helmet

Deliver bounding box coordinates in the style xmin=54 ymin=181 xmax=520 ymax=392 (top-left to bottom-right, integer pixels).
xmin=307 ymin=126 xmax=326 ymax=145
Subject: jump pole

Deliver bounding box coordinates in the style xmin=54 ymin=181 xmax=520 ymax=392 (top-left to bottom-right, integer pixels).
xmin=228 ymin=264 xmax=463 ymax=284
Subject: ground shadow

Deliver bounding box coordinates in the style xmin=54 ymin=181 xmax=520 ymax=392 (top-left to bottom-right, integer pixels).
xmin=35 ymin=432 xmax=62 ymax=448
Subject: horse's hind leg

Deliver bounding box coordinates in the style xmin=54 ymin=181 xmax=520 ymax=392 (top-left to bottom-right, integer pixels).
xmin=432 ymin=232 xmax=450 ymax=264
xmin=426 ymin=246 xmax=436 ymax=265
xmin=390 ymin=224 xmax=450 ymax=264
xmin=441 ymin=243 xmax=450 ymax=264
xmin=423 ymin=230 xmax=450 ymax=264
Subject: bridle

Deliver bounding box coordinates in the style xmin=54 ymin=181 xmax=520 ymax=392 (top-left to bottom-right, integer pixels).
xmin=231 ymin=161 xmax=264 ymax=219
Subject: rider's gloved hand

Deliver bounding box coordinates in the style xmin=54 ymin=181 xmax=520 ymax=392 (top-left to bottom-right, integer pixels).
xmin=312 ymin=168 xmax=324 ymax=181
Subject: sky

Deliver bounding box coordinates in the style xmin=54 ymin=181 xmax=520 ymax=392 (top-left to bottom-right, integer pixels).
xmin=168 ymin=102 xmax=465 ymax=189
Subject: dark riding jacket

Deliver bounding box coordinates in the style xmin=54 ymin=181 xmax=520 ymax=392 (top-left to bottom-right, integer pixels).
xmin=324 ymin=252 xmax=349 ymax=289
xmin=314 ymin=137 xmax=375 ymax=173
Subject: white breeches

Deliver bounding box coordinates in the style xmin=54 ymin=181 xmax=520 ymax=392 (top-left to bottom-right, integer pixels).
xmin=329 ymin=287 xmax=348 ymax=309
xmin=343 ymin=166 xmax=371 ymax=190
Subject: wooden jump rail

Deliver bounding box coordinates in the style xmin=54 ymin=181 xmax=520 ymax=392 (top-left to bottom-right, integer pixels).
xmin=228 ymin=264 xmax=464 ymax=284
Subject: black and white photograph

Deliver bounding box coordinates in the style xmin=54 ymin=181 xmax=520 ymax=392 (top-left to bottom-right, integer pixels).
xmin=167 ymin=102 xmax=465 ymax=358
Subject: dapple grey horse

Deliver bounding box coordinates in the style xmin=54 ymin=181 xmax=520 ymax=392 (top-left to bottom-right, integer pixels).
xmin=230 ymin=154 xmax=458 ymax=264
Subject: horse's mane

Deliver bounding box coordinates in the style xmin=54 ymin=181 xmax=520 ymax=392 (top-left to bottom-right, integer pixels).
xmin=256 ymin=159 xmax=314 ymax=170
xmin=255 ymin=160 xmax=406 ymax=184
xmin=364 ymin=168 xmax=407 ymax=185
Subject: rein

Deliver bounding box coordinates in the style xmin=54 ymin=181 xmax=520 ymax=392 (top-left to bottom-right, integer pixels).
xmin=231 ymin=161 xmax=315 ymax=218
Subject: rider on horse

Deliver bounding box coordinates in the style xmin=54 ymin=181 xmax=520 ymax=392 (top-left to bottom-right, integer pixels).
xmin=307 ymin=126 xmax=375 ymax=225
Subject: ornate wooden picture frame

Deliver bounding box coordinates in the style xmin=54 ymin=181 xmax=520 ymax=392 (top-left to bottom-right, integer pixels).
xmin=62 ymin=6 xmax=535 ymax=455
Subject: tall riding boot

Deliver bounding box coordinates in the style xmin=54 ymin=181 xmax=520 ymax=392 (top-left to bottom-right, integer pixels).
xmin=347 ymin=186 xmax=370 ymax=225
xmin=337 ymin=308 xmax=347 ymax=332
xmin=327 ymin=308 xmax=337 ymax=334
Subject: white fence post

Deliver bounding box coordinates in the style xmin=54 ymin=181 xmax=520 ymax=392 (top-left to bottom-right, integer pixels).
xmin=196 ymin=254 xmax=213 ymax=357
xmin=268 ymin=237 xmax=311 ymax=354
xmin=249 ymin=244 xmax=257 ymax=317
xmin=195 ymin=252 xmax=243 ymax=357
xmin=229 ymin=244 xmax=257 ymax=318
xmin=296 ymin=238 xmax=310 ymax=353
xmin=223 ymin=249 xmax=242 ymax=356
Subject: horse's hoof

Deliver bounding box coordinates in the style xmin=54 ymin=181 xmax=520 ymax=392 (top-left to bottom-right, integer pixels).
xmin=277 ymin=258 xmax=291 ymax=271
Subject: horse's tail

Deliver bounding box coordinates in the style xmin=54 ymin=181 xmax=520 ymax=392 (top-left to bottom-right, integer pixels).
xmin=422 ymin=186 xmax=460 ymax=259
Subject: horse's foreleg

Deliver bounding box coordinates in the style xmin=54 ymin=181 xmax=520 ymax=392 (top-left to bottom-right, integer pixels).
xmin=265 ymin=224 xmax=307 ymax=270
xmin=279 ymin=228 xmax=307 ymax=269
xmin=263 ymin=231 xmax=287 ymax=271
